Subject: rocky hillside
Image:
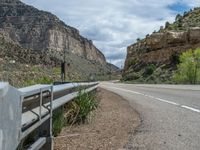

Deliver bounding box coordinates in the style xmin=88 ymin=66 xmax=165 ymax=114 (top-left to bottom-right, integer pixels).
xmin=0 ymin=0 xmax=121 ymax=86
xmin=0 ymin=0 xmax=106 ymax=64
xmin=0 ymin=33 xmax=115 ymax=87
xmin=0 ymin=0 xmax=119 ymax=86
xmin=123 ymin=7 xmax=200 ymax=83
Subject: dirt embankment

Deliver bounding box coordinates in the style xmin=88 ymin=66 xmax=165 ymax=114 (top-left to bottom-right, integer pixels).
xmin=54 ymin=88 xmax=140 ymax=150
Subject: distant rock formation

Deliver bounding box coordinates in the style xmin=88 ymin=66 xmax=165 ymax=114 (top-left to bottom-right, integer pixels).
xmin=0 ymin=0 xmax=106 ymax=65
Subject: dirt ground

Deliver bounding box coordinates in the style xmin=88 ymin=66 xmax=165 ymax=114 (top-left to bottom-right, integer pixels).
xmin=54 ymin=88 xmax=140 ymax=150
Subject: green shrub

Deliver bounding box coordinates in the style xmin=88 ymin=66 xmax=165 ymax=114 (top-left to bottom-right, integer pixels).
xmin=127 ymin=59 xmax=137 ymax=67
xmin=23 ymin=76 xmax=53 ymax=86
xmin=165 ymin=21 xmax=170 ymax=29
xmin=136 ymin=38 xmax=141 ymax=42
xmin=31 ymin=66 xmax=40 ymax=72
xmin=52 ymin=90 xmax=99 ymax=136
xmin=23 ymin=79 xmax=36 ymax=86
xmin=171 ymin=52 xmax=180 ymax=65
xmin=37 ymin=76 xmax=53 ymax=84
xmin=53 ymin=67 xmax=61 ymax=75
xmin=173 ymin=48 xmax=200 ymax=84
xmin=122 ymin=72 xmax=140 ymax=81
xmin=67 ymin=90 xmax=99 ymax=124
xmin=52 ymin=107 xmax=65 ymax=136
xmin=144 ymin=64 xmax=156 ymax=76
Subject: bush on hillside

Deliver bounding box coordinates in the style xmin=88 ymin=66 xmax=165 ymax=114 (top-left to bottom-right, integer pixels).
xmin=144 ymin=64 xmax=156 ymax=76
xmin=122 ymin=72 xmax=141 ymax=81
xmin=173 ymin=48 xmax=200 ymax=84
xmin=171 ymin=52 xmax=180 ymax=65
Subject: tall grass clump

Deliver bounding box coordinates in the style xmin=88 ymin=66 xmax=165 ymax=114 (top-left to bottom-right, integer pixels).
xmin=65 ymin=90 xmax=99 ymax=124
xmin=52 ymin=107 xmax=65 ymax=136
xmin=52 ymin=90 xmax=99 ymax=136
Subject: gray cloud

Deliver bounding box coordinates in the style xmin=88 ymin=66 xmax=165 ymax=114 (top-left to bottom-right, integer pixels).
xmin=107 ymin=51 xmax=126 ymax=60
xmin=81 ymin=26 xmax=114 ymax=42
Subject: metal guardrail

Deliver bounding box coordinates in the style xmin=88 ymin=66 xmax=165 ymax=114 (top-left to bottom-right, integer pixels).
xmin=0 ymin=82 xmax=98 ymax=150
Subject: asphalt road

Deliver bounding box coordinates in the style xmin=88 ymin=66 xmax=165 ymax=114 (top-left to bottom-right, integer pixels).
xmin=100 ymin=82 xmax=200 ymax=150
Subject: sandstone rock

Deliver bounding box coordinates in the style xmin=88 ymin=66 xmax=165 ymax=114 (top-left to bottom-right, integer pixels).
xmin=124 ymin=28 xmax=200 ymax=74
xmin=189 ymin=27 xmax=200 ymax=44
xmin=123 ymin=8 xmax=200 ymax=81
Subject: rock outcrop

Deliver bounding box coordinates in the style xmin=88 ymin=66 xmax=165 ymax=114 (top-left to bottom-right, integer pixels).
xmin=0 ymin=0 xmax=106 ymax=64
xmin=123 ymin=7 xmax=200 ymax=82
xmin=125 ymin=28 xmax=200 ymax=70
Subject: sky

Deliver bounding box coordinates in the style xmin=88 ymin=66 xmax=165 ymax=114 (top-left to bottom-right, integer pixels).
xmin=21 ymin=0 xmax=200 ymax=68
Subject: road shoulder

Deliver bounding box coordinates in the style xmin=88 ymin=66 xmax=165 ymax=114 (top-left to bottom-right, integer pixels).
xmin=54 ymin=88 xmax=140 ymax=150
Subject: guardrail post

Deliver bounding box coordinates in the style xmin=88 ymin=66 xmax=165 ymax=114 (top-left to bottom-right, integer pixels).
xmin=39 ymin=88 xmax=43 ymax=122
xmin=50 ymin=86 xmax=53 ymax=140
xmin=38 ymin=85 xmax=53 ymax=150
xmin=0 ymin=82 xmax=22 ymax=150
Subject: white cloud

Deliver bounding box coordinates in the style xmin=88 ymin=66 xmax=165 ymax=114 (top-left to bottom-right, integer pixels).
xmin=21 ymin=0 xmax=200 ymax=67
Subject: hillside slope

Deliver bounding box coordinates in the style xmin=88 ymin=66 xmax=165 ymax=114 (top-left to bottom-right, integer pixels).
xmin=123 ymin=7 xmax=200 ymax=83
xmin=0 ymin=34 xmax=114 ymax=87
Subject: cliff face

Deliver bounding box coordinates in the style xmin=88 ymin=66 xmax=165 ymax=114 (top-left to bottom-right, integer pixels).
xmin=0 ymin=0 xmax=106 ymax=64
xmin=123 ymin=8 xmax=200 ymax=83
xmin=125 ymin=28 xmax=200 ymax=71
xmin=0 ymin=33 xmax=116 ymax=86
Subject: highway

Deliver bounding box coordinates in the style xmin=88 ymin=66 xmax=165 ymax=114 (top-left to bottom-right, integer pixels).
xmin=100 ymin=82 xmax=200 ymax=150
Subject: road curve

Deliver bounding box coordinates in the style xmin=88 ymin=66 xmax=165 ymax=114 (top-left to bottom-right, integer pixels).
xmin=100 ymin=82 xmax=200 ymax=150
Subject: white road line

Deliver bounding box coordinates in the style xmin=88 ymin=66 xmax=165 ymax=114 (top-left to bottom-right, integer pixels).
xmin=155 ymin=98 xmax=179 ymax=106
xmin=181 ymin=105 xmax=200 ymax=113
xmin=102 ymin=85 xmax=200 ymax=113
xmin=147 ymin=95 xmax=155 ymax=99
xmin=111 ymin=87 xmax=142 ymax=95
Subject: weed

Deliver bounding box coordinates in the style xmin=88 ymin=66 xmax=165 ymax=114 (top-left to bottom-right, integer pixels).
xmin=53 ymin=67 xmax=61 ymax=75
xmin=73 ymin=90 xmax=99 ymax=124
xmin=52 ymin=90 xmax=99 ymax=136
xmin=144 ymin=64 xmax=156 ymax=76
xmin=52 ymin=107 xmax=65 ymax=137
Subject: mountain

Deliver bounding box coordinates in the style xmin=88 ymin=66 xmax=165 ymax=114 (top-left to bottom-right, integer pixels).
xmin=123 ymin=7 xmax=200 ymax=83
xmin=107 ymin=63 xmax=121 ymax=72
xmin=0 ymin=0 xmax=106 ymax=64
xmin=0 ymin=0 xmax=118 ymax=86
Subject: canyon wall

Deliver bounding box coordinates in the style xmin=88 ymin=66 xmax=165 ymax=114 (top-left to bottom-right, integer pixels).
xmin=0 ymin=0 xmax=106 ymax=64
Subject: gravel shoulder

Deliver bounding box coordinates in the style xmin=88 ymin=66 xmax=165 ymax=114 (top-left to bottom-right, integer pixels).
xmin=54 ymin=88 xmax=140 ymax=150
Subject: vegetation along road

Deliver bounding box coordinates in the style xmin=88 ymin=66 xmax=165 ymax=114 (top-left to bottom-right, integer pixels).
xmin=100 ymin=82 xmax=200 ymax=150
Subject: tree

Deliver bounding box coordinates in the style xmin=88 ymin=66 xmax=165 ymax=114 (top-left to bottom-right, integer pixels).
xmin=144 ymin=64 xmax=156 ymax=76
xmin=159 ymin=26 xmax=164 ymax=32
xmin=136 ymin=38 xmax=141 ymax=42
xmin=175 ymin=14 xmax=182 ymax=21
xmin=173 ymin=48 xmax=200 ymax=84
xmin=165 ymin=21 xmax=170 ymax=29
xmin=183 ymin=11 xmax=188 ymax=17
xmin=170 ymin=52 xmax=180 ymax=65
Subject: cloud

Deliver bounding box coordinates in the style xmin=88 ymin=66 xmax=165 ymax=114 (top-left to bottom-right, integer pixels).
xmin=21 ymin=0 xmax=200 ymax=68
